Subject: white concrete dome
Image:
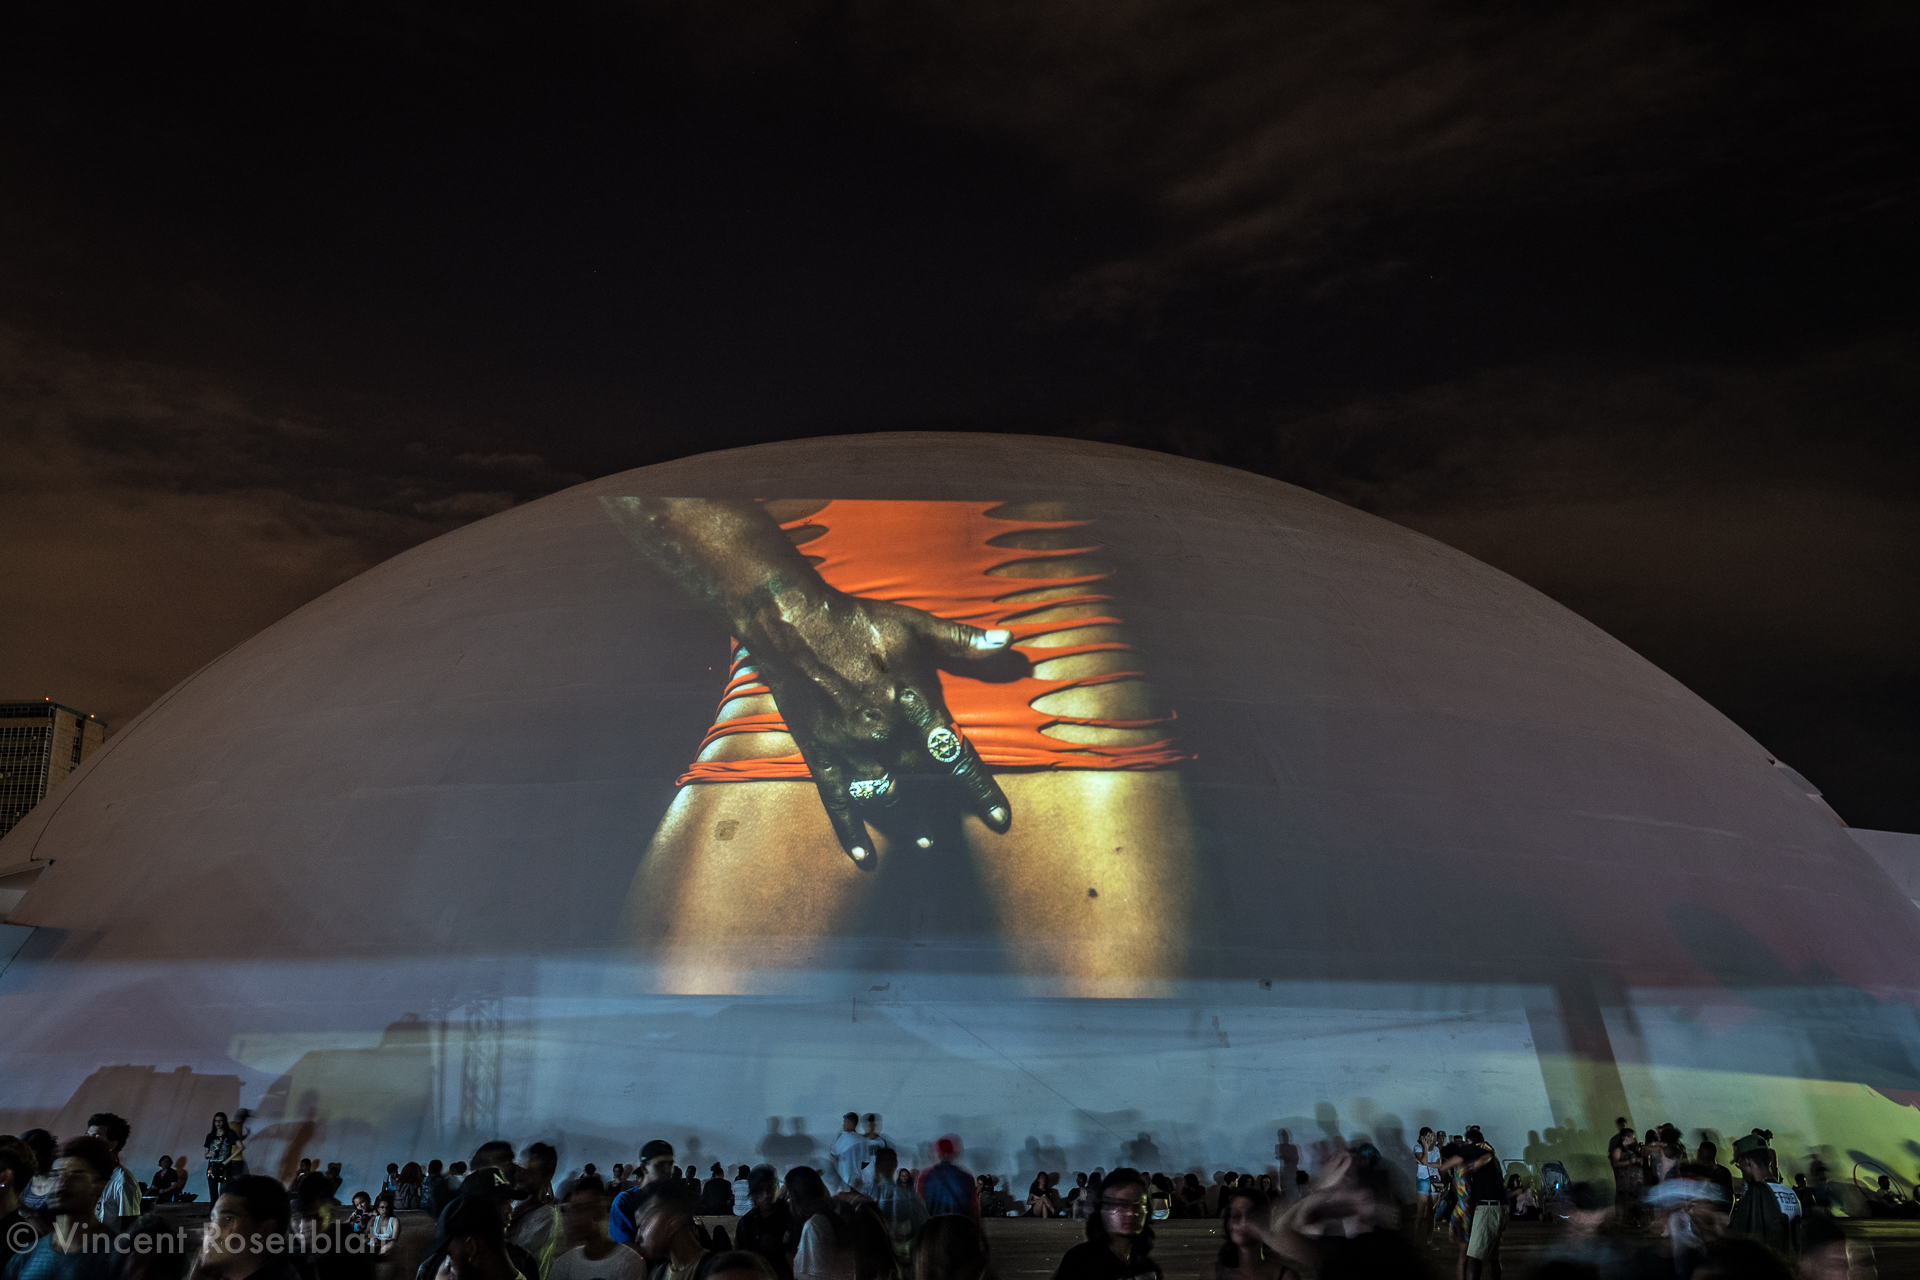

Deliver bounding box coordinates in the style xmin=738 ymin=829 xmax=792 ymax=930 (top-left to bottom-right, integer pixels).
xmin=2 ymin=434 xmax=1914 ymax=1189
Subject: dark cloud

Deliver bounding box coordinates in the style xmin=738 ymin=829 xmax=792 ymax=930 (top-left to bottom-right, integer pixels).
xmin=0 ymin=0 xmax=1914 ymax=825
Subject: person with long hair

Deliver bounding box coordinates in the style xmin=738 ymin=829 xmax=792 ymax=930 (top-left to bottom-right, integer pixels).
xmin=910 ymin=1216 xmax=995 ymax=1280
xmin=1050 ymin=1168 xmax=1161 ymax=1280
xmin=202 ymin=1112 xmax=244 ymax=1203
xmin=1413 ymin=1128 xmax=1440 ymax=1235
xmin=16 ymin=1131 xmax=58 ymax=1224
xmin=392 ymin=1162 xmax=427 ymax=1211
xmin=1204 ymin=1187 xmax=1292 ymax=1280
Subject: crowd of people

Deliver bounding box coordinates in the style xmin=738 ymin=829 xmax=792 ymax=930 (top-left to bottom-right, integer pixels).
xmin=0 ymin=1107 xmax=1904 ymax=1280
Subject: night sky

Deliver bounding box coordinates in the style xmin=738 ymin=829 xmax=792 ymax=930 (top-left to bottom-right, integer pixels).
xmin=3 ymin=1 xmax=1915 ymax=830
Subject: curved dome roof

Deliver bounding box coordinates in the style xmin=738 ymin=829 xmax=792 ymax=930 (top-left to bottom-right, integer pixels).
xmin=7 ymin=433 xmax=1896 ymax=980
xmin=3 ymin=433 xmax=1915 ymax=1176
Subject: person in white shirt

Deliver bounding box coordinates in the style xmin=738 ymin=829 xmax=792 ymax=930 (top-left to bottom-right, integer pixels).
xmin=548 ymin=1180 xmax=648 ymax=1280
xmin=787 ymin=1167 xmax=854 ymax=1280
xmin=371 ymin=1194 xmax=401 ymax=1254
xmin=829 ymin=1114 xmax=863 ymax=1193
xmin=731 ymin=1165 xmax=753 ymax=1216
xmin=852 ymin=1116 xmax=894 ymax=1190
xmin=85 ymin=1112 xmax=141 ymax=1228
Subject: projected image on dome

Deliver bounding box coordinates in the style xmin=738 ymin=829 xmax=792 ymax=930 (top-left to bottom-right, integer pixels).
xmin=604 ymin=497 xmax=1199 ymax=995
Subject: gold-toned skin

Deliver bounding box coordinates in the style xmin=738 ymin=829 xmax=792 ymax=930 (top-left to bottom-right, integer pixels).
xmin=611 ymin=498 xmax=1196 ymax=996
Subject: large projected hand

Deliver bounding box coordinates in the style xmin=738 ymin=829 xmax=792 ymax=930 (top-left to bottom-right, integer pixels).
xmin=603 ymin=496 xmax=1015 ymax=865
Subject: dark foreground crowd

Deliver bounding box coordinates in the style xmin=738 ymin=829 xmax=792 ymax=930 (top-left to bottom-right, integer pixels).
xmin=0 ymin=1110 xmax=1893 ymax=1280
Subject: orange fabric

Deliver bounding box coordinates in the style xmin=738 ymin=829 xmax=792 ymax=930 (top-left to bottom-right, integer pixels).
xmin=679 ymin=500 xmax=1185 ymax=784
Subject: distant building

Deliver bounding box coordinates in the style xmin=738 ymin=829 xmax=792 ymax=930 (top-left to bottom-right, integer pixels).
xmin=0 ymin=701 xmax=106 ymax=839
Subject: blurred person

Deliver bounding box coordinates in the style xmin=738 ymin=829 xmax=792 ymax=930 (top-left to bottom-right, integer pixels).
xmin=1173 ymin=1177 xmax=1204 ymax=1220
xmin=909 ymin=1216 xmax=993 ymax=1280
xmin=0 ymin=1137 xmax=41 ymax=1261
xmin=1606 ymin=1120 xmax=1637 ymax=1205
xmin=1206 ymin=1187 xmax=1287 ymax=1280
xmin=1503 ymin=1176 xmax=1535 ymax=1222
xmin=975 ymin=1178 xmax=1015 ymax=1220
xmin=82 ymin=1116 xmax=138 ymax=1231
xmin=511 ymin=1144 xmax=562 ymax=1279
xmin=1436 ymin=1143 xmax=1472 ymax=1278
xmin=196 ymin=1174 xmax=298 ymax=1280
xmin=732 ymin=1168 xmax=753 ymax=1218
xmin=702 ymin=1166 xmax=735 ymax=1217
xmin=1643 ymin=1173 xmax=1729 ymax=1277
xmin=1050 ymin=1169 xmax=1161 ymax=1280
xmin=1065 ymin=1175 xmax=1091 ymax=1220
xmin=418 ymin=1193 xmax=531 ymax=1280
xmin=547 ymin=1180 xmax=642 ymax=1280
xmin=916 ymin=1140 xmax=978 ymax=1222
xmin=459 ymin=1169 xmax=542 ymax=1280
xmin=394 ymin=1164 xmax=428 ymax=1212
xmin=16 ymin=1133 xmax=58 ymax=1225
xmin=1727 ymin=1135 xmax=1799 ymax=1256
xmin=1796 ymin=1213 xmax=1853 ymax=1280
xmin=732 ymin=1168 xmax=791 ymax=1280
xmin=1689 ymin=1236 xmax=1793 ymax=1280
xmin=610 ymin=1143 xmax=675 ymax=1245
xmin=785 ymin=1168 xmax=853 ymax=1280
xmin=863 ymin=1152 xmax=924 ymax=1270
xmin=147 ymin=1157 xmax=182 ymax=1204
xmin=697 ymin=1255 xmax=779 ymax=1280
xmin=426 ymin=1162 xmax=452 ymax=1213
xmin=1694 ymin=1141 xmax=1733 ymax=1203
xmin=449 ymin=1164 xmax=470 ymax=1192
xmin=636 ymin=1183 xmax=710 ymax=1280
xmin=113 ymin=1213 xmax=189 ymax=1280
xmin=370 ymin=1195 xmax=400 ymax=1255
xmin=858 ymin=1120 xmax=892 ymax=1168
xmin=1535 ymin=1180 xmax=1638 ymax=1277
xmin=1247 ymin=1149 xmax=1425 ymax=1280
xmin=5 ymin=1138 xmax=118 ymax=1280
xmin=289 ymin=1161 xmax=314 ymax=1194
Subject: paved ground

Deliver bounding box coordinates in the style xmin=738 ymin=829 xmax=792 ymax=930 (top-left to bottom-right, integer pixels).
xmin=142 ymin=1208 xmax=1920 ymax=1278
xmin=977 ymin=1217 xmax=1915 ymax=1278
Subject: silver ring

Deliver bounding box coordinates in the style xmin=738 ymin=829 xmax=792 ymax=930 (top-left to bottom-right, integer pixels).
xmin=925 ymin=726 xmax=963 ymax=765
xmin=848 ymin=776 xmax=893 ymax=802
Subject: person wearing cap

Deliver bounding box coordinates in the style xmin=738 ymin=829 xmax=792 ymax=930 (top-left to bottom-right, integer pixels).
xmin=916 ymin=1137 xmax=978 ymax=1222
xmin=609 ymin=1142 xmax=676 ymax=1246
xmin=1728 ymin=1134 xmax=1799 ymax=1256
xmin=732 ymin=1166 xmax=792 ymax=1280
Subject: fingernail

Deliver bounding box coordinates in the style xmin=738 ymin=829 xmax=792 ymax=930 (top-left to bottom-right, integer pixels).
xmin=850 ymin=846 xmax=868 ymax=861
xmin=915 ymin=837 xmax=933 ymax=849
xmin=989 ymin=807 xmax=1008 ymax=826
xmin=976 ymin=629 xmax=1011 ymax=649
